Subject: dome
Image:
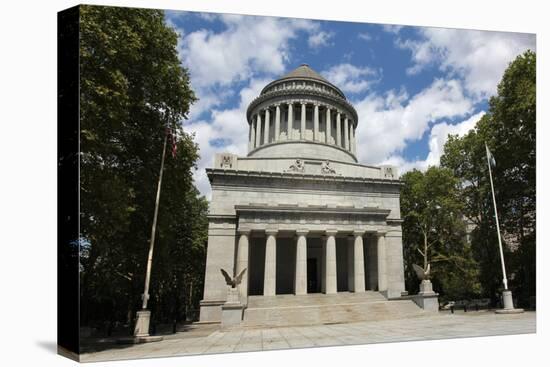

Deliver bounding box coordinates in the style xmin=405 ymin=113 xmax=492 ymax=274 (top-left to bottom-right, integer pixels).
xmin=260 ymin=64 xmax=346 ymax=99
xmin=245 ymin=64 xmax=359 ymax=163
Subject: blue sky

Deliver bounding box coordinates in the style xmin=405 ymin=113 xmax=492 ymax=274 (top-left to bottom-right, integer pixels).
xmin=165 ymin=10 xmax=535 ymax=199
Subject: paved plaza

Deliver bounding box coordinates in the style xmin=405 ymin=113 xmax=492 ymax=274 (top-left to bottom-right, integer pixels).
xmin=80 ymin=310 xmax=535 ymax=362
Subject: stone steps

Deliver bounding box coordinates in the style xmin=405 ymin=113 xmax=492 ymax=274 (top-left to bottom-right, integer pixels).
xmin=243 ymin=292 xmax=427 ymax=327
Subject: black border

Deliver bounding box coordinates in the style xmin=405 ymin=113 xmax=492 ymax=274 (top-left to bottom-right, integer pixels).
xmin=57 ymin=5 xmax=80 ymax=358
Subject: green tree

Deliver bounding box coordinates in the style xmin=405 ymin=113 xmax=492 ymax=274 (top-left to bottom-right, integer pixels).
xmin=78 ymin=5 xmax=207 ymax=334
xmin=441 ymin=50 xmax=536 ymax=307
xmin=401 ymin=167 xmax=480 ymax=300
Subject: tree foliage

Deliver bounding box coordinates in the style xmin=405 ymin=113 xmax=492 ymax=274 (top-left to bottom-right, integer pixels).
xmin=440 ymin=50 xmax=536 ymax=306
xmin=78 ymin=5 xmax=207 ymax=334
xmin=401 ymin=167 xmax=480 ymax=300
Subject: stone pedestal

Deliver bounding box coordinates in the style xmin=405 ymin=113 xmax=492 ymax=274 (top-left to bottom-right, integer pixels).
xmin=134 ymin=310 xmax=151 ymax=337
xmin=117 ymin=310 xmax=163 ymax=344
xmin=412 ymin=280 xmax=439 ymax=312
xmin=495 ymin=290 xmax=524 ymax=314
xmin=418 ymin=279 xmax=434 ymax=295
xmin=221 ymin=287 xmax=244 ymax=328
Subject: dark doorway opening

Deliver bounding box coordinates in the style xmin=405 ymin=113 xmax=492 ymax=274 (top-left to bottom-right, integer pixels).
xmin=276 ymin=238 xmax=295 ymax=294
xmin=248 ymin=236 xmax=265 ymax=296
xmin=307 ymin=258 xmax=318 ymax=293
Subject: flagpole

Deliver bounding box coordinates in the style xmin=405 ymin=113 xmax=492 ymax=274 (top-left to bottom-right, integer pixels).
xmin=485 ymin=143 xmax=508 ymax=290
xmin=142 ymin=133 xmax=168 ymax=309
xmin=133 ymin=132 xmax=168 ymax=339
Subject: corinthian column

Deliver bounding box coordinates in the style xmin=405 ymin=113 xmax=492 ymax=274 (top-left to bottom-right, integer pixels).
xmin=376 ymin=231 xmax=388 ymax=292
xmin=353 ymin=230 xmax=365 ymax=292
xmin=275 ymin=104 xmax=281 ymax=142
xmin=287 ymin=102 xmax=293 ymax=140
xmin=325 ymin=107 xmax=331 ymax=144
xmin=344 ymin=117 xmax=350 ymax=151
xmin=249 ymin=119 xmax=255 ymax=150
xmin=255 ymin=113 xmax=262 ymax=148
xmin=236 ymin=229 xmax=250 ymax=304
xmin=350 ymin=125 xmax=357 ymax=154
xmin=300 ymin=102 xmax=306 ymax=140
xmin=295 ymin=230 xmax=308 ymax=295
xmin=313 ymin=103 xmax=319 ymax=141
xmin=263 ymin=108 xmax=270 ymax=144
xmin=336 ymin=112 xmax=341 ymax=147
xmin=325 ymin=230 xmax=337 ymax=294
xmin=347 ymin=236 xmax=355 ymax=292
xmin=264 ymin=229 xmax=277 ymax=296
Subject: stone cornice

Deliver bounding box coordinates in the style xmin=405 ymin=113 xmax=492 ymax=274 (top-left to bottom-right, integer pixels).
xmin=235 ymin=203 xmax=392 ymax=218
xmin=206 ymin=168 xmax=403 ymax=188
xmin=246 ymin=88 xmax=358 ymax=123
xmin=247 ymin=139 xmax=357 ymax=162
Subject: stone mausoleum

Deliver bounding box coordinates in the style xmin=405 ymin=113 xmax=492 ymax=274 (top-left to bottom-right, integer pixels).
xmin=199 ymin=64 xmax=411 ymax=325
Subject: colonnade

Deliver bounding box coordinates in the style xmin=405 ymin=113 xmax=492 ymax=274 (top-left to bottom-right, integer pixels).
xmin=235 ymin=229 xmax=387 ymax=300
xmin=248 ymin=101 xmax=357 ymax=155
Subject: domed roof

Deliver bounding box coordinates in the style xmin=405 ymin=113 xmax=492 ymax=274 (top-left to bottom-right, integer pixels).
xmin=279 ymin=64 xmax=331 ymax=84
xmin=260 ymin=64 xmax=345 ymax=99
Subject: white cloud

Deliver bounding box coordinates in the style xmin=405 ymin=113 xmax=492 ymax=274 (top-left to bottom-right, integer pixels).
xmin=173 ymin=14 xmax=320 ymax=121
xmin=308 ymin=31 xmax=334 ymax=48
xmin=184 ymin=78 xmax=270 ymax=199
xmin=379 ymin=111 xmax=485 ymax=176
xmin=178 ymin=15 xmax=318 ymax=89
xmin=382 ymin=24 xmax=403 ymax=34
xmin=398 ymin=28 xmax=535 ymax=98
xmin=353 ymin=78 xmax=474 ymax=166
xmin=424 ymin=111 xmax=485 ymax=166
xmin=358 ymin=32 xmax=372 ymax=42
xmin=322 ymin=63 xmax=379 ymax=94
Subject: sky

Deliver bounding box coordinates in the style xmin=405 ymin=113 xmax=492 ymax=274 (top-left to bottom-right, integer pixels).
xmin=164 ymin=10 xmax=535 ymax=199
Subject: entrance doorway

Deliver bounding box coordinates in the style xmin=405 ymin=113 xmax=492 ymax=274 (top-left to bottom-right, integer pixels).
xmin=307 ymin=258 xmax=318 ymax=293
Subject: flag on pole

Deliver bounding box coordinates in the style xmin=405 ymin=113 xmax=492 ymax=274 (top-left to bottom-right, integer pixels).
xmin=166 ymin=127 xmax=178 ymax=158
xmin=485 ymin=144 xmax=496 ymax=167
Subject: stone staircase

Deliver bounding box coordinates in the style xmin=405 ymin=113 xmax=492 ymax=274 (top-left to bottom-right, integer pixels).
xmin=243 ymin=291 xmax=427 ymax=327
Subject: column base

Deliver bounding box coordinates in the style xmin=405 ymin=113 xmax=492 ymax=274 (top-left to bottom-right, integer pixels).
xmin=119 ymin=310 xmax=163 ymax=344
xmin=495 ymin=290 xmax=524 ymax=314
xmin=412 ymin=293 xmax=439 ymax=312
xmin=117 ymin=335 xmax=163 ymax=344
xmin=133 ymin=310 xmax=151 ymax=337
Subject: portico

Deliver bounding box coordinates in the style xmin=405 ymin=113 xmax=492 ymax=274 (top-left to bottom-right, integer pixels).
xmin=234 ymin=205 xmax=390 ymax=300
xmin=239 ymin=229 xmax=388 ymax=297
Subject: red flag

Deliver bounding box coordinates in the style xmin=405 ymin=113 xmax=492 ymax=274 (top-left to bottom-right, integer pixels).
xmin=166 ymin=127 xmax=177 ymax=158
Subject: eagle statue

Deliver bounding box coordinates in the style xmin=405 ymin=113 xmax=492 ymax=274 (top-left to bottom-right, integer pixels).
xmin=412 ymin=263 xmax=431 ymax=281
xmin=220 ymin=268 xmax=247 ymax=288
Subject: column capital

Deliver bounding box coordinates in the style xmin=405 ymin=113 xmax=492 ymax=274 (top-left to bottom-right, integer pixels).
xmin=265 ymin=229 xmax=279 ymax=236
xmin=353 ymin=230 xmax=365 ymax=236
xmin=295 ymin=229 xmax=309 ymax=236
xmin=237 ymin=228 xmax=251 ymax=235
xmin=325 ymin=229 xmax=338 ymax=236
xmin=376 ymin=230 xmax=387 ymax=237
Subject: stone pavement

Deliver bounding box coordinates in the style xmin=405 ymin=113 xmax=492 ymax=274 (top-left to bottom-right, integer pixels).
xmin=80 ymin=311 xmax=535 ymax=362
